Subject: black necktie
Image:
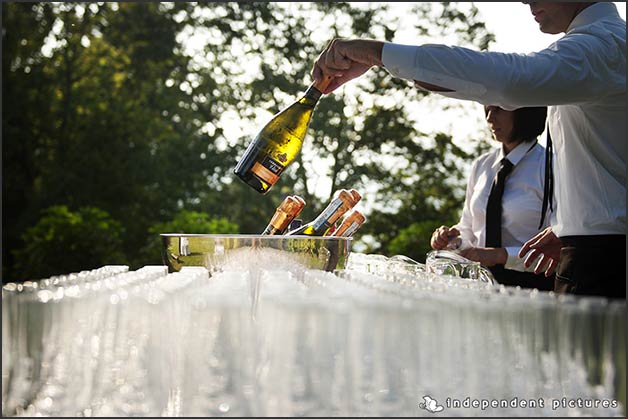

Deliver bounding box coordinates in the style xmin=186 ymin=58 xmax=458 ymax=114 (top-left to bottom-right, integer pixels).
xmin=485 ymin=158 xmax=514 ymax=248
xmin=538 ymin=127 xmax=553 ymax=229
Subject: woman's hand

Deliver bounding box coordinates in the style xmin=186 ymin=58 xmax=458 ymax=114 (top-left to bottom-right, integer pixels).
xmin=459 ymin=247 xmax=507 ymax=267
xmin=430 ymin=226 xmax=460 ymax=250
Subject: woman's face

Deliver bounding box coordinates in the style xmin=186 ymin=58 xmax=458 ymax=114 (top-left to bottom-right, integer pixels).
xmin=485 ymin=106 xmax=515 ymax=144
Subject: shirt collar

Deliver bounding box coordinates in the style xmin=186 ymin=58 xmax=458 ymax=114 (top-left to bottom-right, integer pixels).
xmin=495 ymin=141 xmax=536 ymax=169
xmin=567 ymin=2 xmax=620 ymax=33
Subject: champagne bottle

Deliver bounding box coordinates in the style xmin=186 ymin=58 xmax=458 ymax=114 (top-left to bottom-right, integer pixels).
xmin=261 ymin=195 xmax=306 ymax=235
xmin=234 ymin=76 xmax=333 ymax=194
xmin=286 ymin=218 xmax=303 ymax=234
xmin=348 ymin=188 xmax=362 ymax=205
xmin=286 ymin=189 xmax=361 ymax=236
xmin=330 ymin=210 xmax=366 ymax=237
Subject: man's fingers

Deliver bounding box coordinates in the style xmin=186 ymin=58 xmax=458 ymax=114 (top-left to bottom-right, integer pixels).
xmin=523 ymin=249 xmax=542 ymax=268
xmin=314 ymin=45 xmax=347 ymax=83
xmin=518 ymin=243 xmax=531 ymax=259
xmin=322 ymin=47 xmax=350 ymax=72
xmin=519 ymin=228 xmax=552 ymax=258
xmin=332 ymin=48 xmax=352 ymax=70
xmin=533 ymin=257 xmax=546 ymax=275
xmin=522 ymin=243 xmax=559 ymax=276
xmin=545 ymin=259 xmax=558 ymax=277
xmin=519 ymin=237 xmax=545 ymax=258
xmin=519 ymin=238 xmax=539 ymax=258
xmin=311 ymin=65 xmax=323 ymax=83
xmin=534 ymin=255 xmax=552 ymax=275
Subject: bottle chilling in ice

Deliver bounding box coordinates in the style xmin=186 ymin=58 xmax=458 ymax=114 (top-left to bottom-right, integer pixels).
xmin=331 ymin=210 xmax=365 ymax=237
xmin=286 ymin=189 xmax=360 ymax=236
xmin=261 ymin=195 xmax=306 ymax=235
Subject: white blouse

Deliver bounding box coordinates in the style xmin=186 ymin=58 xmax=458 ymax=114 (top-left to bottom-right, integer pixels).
xmin=454 ymin=141 xmax=548 ymax=272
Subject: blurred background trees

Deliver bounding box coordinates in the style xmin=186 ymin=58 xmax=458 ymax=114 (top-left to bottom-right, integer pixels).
xmin=2 ymin=2 xmax=494 ymax=282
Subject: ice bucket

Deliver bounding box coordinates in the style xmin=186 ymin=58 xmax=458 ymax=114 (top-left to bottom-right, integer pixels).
xmin=161 ymin=233 xmax=352 ymax=274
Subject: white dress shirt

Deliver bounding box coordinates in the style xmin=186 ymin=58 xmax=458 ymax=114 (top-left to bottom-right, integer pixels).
xmin=455 ymin=141 xmax=547 ymax=272
xmin=382 ymin=2 xmax=626 ymax=237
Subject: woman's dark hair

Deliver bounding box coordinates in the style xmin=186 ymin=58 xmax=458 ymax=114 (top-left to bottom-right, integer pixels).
xmin=484 ymin=105 xmax=547 ymax=143
xmin=510 ymin=106 xmax=547 ymax=143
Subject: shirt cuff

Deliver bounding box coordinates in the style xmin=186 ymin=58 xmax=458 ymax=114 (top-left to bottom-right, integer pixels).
xmin=504 ymin=246 xmax=531 ymax=272
xmin=381 ymin=42 xmax=420 ymax=81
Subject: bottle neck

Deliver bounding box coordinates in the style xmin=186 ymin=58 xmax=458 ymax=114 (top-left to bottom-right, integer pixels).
xmin=311 ymin=196 xmax=351 ymax=233
xmin=301 ymin=74 xmax=332 ymax=104
xmin=312 ymin=74 xmax=332 ymax=93
xmin=300 ymin=85 xmax=323 ymax=106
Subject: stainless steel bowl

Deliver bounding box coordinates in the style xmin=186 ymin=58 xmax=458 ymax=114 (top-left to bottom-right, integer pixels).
xmin=161 ymin=234 xmax=353 ymax=274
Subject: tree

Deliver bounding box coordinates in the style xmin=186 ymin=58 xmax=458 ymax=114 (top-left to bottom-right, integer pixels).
xmin=3 ymin=3 xmax=228 ymax=278
xmin=3 ymin=2 xmax=58 ymax=279
xmin=3 ymin=2 xmax=495 ymax=280
xmin=12 ymin=206 xmax=126 ymax=281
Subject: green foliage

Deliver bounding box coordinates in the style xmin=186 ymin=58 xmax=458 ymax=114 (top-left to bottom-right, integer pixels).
xmin=11 ymin=206 xmax=126 ymax=281
xmin=3 ymin=2 xmax=496 ymax=281
xmin=149 ymin=211 xmax=238 ymax=235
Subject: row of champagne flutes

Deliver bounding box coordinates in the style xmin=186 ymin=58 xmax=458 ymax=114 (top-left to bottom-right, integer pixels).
xmin=174 ymin=262 xmax=624 ymax=417
xmin=2 ymin=265 xmax=130 ymax=416
xmin=2 ymin=264 xmax=210 ymax=417
xmin=2 ymin=254 xmax=625 ymax=417
xmin=341 ymin=253 xmax=625 ymax=415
